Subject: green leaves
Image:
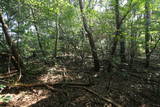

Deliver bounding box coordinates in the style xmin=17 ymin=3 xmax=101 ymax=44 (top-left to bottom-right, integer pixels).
xmin=86 ymin=8 xmax=98 ymax=19
xmin=0 ymin=85 xmax=12 ymax=103
xmin=24 ymin=0 xmax=44 ymax=7
xmin=0 ymin=84 xmax=6 ymax=91
xmin=0 ymin=95 xmax=12 ymax=103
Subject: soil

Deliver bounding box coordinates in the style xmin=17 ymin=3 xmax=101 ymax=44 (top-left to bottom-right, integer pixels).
xmin=0 ymin=57 xmax=160 ymax=107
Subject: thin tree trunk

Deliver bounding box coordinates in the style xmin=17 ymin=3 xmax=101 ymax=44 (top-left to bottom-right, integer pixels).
xmin=0 ymin=13 xmax=24 ymax=72
xmin=130 ymin=21 xmax=135 ymax=67
xmin=112 ymin=0 xmax=121 ymax=55
xmin=34 ymin=25 xmax=46 ymax=57
xmin=31 ymin=8 xmax=46 ymax=58
xmin=120 ymin=36 xmax=126 ymax=62
xmin=54 ymin=15 xmax=59 ymax=58
xmin=107 ymin=0 xmax=136 ymax=71
xmin=145 ymin=0 xmax=150 ymax=67
xmin=78 ymin=0 xmax=100 ymax=71
xmin=130 ymin=10 xmax=139 ymax=67
xmin=107 ymin=0 xmax=120 ymax=72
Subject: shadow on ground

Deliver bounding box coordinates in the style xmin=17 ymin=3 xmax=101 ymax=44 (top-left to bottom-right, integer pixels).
xmin=1 ymin=56 xmax=160 ymax=107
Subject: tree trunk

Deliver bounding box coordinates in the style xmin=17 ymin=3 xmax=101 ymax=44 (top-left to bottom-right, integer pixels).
xmin=111 ymin=0 xmax=120 ymax=55
xmin=0 ymin=13 xmax=24 ymax=72
xmin=129 ymin=21 xmax=136 ymax=67
xmin=31 ymin=8 xmax=46 ymax=58
xmin=34 ymin=25 xmax=46 ymax=57
xmin=78 ymin=0 xmax=100 ymax=71
xmin=54 ymin=15 xmax=59 ymax=58
xmin=120 ymin=36 xmax=126 ymax=62
xmin=107 ymin=0 xmax=121 ymax=72
xmin=145 ymin=0 xmax=150 ymax=67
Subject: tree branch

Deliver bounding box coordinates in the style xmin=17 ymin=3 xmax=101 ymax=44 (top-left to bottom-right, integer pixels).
xmin=119 ymin=2 xmax=137 ymax=26
xmin=149 ymin=36 xmax=160 ymax=56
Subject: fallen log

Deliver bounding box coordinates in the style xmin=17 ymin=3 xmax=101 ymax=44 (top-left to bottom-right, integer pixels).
xmin=4 ymin=82 xmax=91 ymax=88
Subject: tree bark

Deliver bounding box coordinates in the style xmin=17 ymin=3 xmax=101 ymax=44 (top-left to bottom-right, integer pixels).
xmin=78 ymin=0 xmax=100 ymax=71
xmin=130 ymin=21 xmax=136 ymax=67
xmin=107 ymin=0 xmax=121 ymax=72
xmin=54 ymin=15 xmax=59 ymax=57
xmin=120 ymin=36 xmax=126 ymax=62
xmin=111 ymin=0 xmax=120 ymax=56
xmin=0 ymin=13 xmax=24 ymax=72
xmin=145 ymin=0 xmax=150 ymax=67
xmin=107 ymin=0 xmax=136 ymax=71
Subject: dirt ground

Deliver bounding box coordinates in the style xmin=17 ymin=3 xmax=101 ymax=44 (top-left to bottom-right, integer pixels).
xmin=1 ymin=57 xmax=160 ymax=107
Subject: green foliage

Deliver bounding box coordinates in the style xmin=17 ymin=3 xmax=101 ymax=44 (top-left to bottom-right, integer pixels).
xmin=0 ymin=85 xmax=12 ymax=103
xmin=0 ymin=95 xmax=12 ymax=103
xmin=0 ymin=84 xmax=6 ymax=90
xmin=0 ymin=0 xmax=160 ymax=67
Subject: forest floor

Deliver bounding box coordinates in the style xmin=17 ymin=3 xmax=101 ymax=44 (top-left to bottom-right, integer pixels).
xmin=1 ymin=56 xmax=160 ymax=107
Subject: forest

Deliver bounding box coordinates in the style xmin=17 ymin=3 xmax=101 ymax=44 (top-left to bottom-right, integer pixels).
xmin=0 ymin=0 xmax=160 ymax=106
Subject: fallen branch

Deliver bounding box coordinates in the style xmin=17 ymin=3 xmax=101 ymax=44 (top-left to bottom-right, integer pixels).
xmin=44 ymin=84 xmax=59 ymax=92
xmin=0 ymin=80 xmax=9 ymax=84
xmin=0 ymin=71 xmax=17 ymax=79
xmin=67 ymin=86 xmax=122 ymax=107
xmin=5 ymin=82 xmax=91 ymax=88
xmin=3 ymin=82 xmax=122 ymax=107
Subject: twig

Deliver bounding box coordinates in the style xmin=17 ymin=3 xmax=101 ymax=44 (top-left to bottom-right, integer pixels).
xmin=0 ymin=80 xmax=9 ymax=84
xmin=68 ymin=86 xmax=122 ymax=107
xmin=44 ymin=84 xmax=58 ymax=92
xmin=0 ymin=71 xmax=17 ymax=79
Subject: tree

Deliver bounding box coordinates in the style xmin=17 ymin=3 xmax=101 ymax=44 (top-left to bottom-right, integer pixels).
xmin=30 ymin=7 xmax=46 ymax=58
xmin=144 ymin=0 xmax=150 ymax=67
xmin=54 ymin=15 xmax=59 ymax=57
xmin=107 ymin=0 xmax=137 ymax=72
xmin=78 ymin=0 xmax=100 ymax=71
xmin=0 ymin=12 xmax=24 ymax=73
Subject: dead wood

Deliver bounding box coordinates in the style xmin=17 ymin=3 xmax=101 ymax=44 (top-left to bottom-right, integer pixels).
xmin=0 ymin=71 xmax=17 ymax=79
xmin=0 ymin=13 xmax=24 ymax=72
xmin=4 ymin=82 xmax=122 ymax=107
xmin=4 ymin=82 xmax=91 ymax=88
xmin=67 ymin=86 xmax=122 ymax=107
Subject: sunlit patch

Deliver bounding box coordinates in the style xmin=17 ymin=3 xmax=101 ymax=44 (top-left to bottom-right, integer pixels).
xmin=48 ymin=67 xmax=56 ymax=72
xmin=120 ymin=0 xmax=127 ymax=6
xmin=38 ymin=74 xmax=64 ymax=83
xmin=5 ymin=90 xmax=49 ymax=107
xmin=155 ymin=73 xmax=160 ymax=76
xmin=77 ymin=74 xmax=83 ymax=79
xmin=94 ymin=5 xmax=105 ymax=12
